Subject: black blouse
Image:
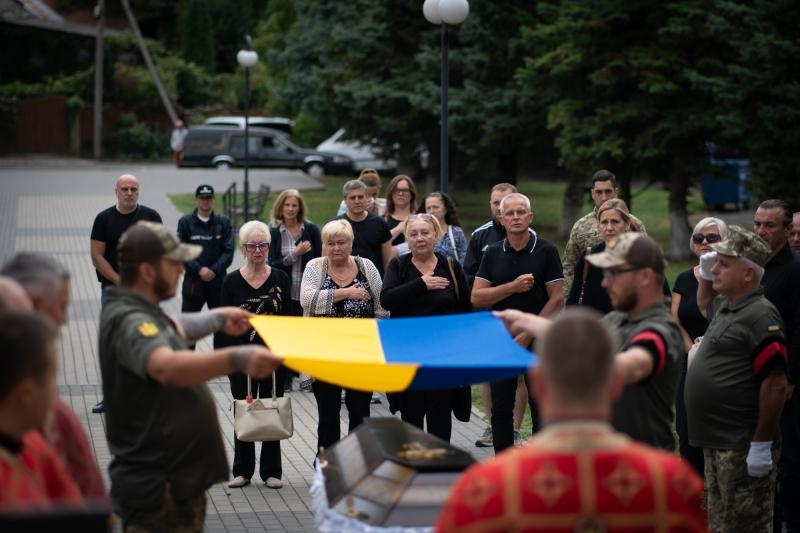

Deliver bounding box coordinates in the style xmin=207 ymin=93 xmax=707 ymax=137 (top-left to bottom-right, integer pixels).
xmin=672 ymin=268 xmax=709 ymax=342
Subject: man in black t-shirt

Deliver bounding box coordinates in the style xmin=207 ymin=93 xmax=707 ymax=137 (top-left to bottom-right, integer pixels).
xmin=89 ymin=174 xmax=161 ymax=413
xmin=336 ymin=180 xmax=393 ymax=276
xmin=471 ymin=193 xmax=564 ymax=452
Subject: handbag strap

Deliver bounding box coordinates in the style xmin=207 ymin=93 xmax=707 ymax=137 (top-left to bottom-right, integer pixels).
xmin=246 ymin=371 xmax=279 ymax=402
xmin=447 ymin=225 xmax=457 ymax=256
xmin=446 ymin=256 xmax=460 ymax=301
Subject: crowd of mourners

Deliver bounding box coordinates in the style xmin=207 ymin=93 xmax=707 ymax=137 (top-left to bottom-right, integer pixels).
xmin=2 ymin=166 xmax=800 ymax=533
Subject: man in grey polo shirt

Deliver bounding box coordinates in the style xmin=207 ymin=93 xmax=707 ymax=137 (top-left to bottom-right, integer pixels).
xmin=688 ymin=225 xmax=789 ymax=532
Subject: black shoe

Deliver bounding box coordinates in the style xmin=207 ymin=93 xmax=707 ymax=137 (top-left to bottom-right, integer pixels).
xmin=92 ymin=400 xmax=105 ymax=414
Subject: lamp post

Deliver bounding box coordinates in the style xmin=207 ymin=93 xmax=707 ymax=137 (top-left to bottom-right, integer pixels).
xmin=423 ymin=0 xmax=469 ymax=194
xmin=237 ymin=35 xmax=258 ymax=222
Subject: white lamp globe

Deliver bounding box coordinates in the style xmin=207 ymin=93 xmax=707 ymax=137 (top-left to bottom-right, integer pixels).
xmin=439 ymin=0 xmax=469 ymax=25
xmin=237 ymin=49 xmax=258 ymax=68
xmin=422 ymin=0 xmax=442 ymax=24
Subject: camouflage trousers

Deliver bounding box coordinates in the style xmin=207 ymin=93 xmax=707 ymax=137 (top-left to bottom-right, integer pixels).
xmin=118 ymin=483 xmax=206 ymax=533
xmin=704 ymin=447 xmax=778 ymax=533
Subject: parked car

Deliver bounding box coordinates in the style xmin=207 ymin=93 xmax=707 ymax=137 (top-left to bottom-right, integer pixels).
xmin=204 ymin=116 xmax=295 ymax=137
xmin=316 ymin=128 xmax=397 ymax=173
xmin=179 ymin=126 xmax=353 ymax=177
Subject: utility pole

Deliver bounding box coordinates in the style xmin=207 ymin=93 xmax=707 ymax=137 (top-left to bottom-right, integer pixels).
xmin=92 ymin=0 xmax=104 ymax=160
xmin=119 ymin=0 xmax=178 ymax=124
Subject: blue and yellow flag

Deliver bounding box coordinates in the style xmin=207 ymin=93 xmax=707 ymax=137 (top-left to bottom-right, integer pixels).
xmin=250 ymin=311 xmax=535 ymax=392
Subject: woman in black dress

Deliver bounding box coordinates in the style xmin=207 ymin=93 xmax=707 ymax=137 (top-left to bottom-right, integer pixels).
xmin=671 ymin=216 xmax=728 ymax=475
xmin=215 ymin=220 xmax=290 ymax=490
xmin=380 ymin=213 xmax=472 ymax=442
xmin=384 ymin=175 xmax=417 ymax=255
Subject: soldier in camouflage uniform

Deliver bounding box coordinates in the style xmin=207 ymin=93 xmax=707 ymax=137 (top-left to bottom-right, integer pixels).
xmin=687 ymin=225 xmax=789 ymax=533
xmin=562 ymin=169 xmax=646 ymax=297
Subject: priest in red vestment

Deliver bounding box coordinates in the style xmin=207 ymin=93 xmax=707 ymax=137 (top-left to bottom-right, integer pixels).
xmin=0 ymin=311 xmax=82 ymax=510
xmin=436 ymin=308 xmax=707 ymax=533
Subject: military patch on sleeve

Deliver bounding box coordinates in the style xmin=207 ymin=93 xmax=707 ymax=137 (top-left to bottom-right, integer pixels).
xmin=138 ymin=322 xmax=159 ymax=337
xmin=767 ymin=322 xmax=781 ymax=332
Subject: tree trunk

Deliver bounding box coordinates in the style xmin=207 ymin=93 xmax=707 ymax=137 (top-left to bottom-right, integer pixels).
xmin=495 ymin=144 xmax=519 ymax=185
xmin=559 ymin=173 xmax=585 ymax=239
xmin=667 ymin=171 xmax=693 ymax=261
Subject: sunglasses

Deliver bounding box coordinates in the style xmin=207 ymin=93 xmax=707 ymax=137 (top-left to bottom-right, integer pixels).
xmin=692 ymin=233 xmax=722 ymax=244
xmin=244 ymin=242 xmax=269 ymax=251
xmin=408 ymin=213 xmax=434 ymax=221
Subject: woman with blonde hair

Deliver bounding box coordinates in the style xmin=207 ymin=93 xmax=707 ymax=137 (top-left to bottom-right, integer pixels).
xmin=268 ymin=188 xmax=321 ymax=316
xmin=214 ymin=220 xmax=290 ymax=490
xmin=300 ymin=219 xmax=388 ymax=453
xmin=566 ymin=198 xmax=637 ymax=313
xmin=380 ymin=213 xmax=472 ymax=442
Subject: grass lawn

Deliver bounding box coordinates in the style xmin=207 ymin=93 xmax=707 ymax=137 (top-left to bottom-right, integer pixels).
xmin=169 ymin=174 xmax=706 ymax=440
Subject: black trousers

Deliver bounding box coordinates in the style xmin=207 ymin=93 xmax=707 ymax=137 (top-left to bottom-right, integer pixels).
xmin=399 ymin=389 xmax=453 ymax=442
xmin=675 ymin=354 xmax=704 ymax=476
xmin=181 ymin=277 xmax=222 ymax=312
xmin=490 ymin=373 xmax=538 ymax=454
xmin=312 ymin=380 xmax=371 ymax=453
xmin=778 ymin=390 xmax=800 ymax=532
xmin=229 ymin=368 xmax=286 ymax=480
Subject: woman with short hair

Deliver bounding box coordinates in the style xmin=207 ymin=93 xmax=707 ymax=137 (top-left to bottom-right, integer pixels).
xmin=380 ymin=213 xmax=472 ymax=442
xmin=300 ymin=219 xmax=388 ymax=453
xmin=214 ymin=220 xmax=290 ymax=490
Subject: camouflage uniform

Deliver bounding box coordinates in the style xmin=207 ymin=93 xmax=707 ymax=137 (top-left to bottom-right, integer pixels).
xmin=562 ymin=209 xmax=646 ymax=297
xmin=704 ymin=447 xmax=779 ymax=533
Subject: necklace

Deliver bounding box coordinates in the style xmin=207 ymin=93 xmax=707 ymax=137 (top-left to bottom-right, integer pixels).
xmin=328 ymin=261 xmax=356 ymax=285
xmin=412 ymin=256 xmax=437 ymax=276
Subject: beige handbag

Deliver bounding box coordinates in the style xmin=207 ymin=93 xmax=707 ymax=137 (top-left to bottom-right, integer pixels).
xmin=232 ymin=372 xmax=293 ymax=442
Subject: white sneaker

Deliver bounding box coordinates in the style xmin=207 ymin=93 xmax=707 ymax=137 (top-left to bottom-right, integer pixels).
xmin=265 ymin=477 xmax=283 ymax=489
xmin=228 ymin=476 xmax=250 ymax=488
xmin=475 ymin=426 xmax=493 ymax=448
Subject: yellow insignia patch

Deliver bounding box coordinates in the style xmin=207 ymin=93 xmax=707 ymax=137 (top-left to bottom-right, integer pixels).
xmin=138 ymin=322 xmax=159 ymax=337
xmin=768 ymin=324 xmax=780 ymax=332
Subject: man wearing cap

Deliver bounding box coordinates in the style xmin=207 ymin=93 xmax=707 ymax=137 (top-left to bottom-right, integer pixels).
xmin=562 ymin=169 xmax=646 ymax=298
xmin=753 ymin=199 xmax=800 ymax=533
xmin=439 ymin=309 xmax=707 ymax=533
xmin=90 ymin=174 xmax=161 ymax=413
xmin=176 ymin=184 xmax=234 ymax=313
xmin=99 ymin=221 xmax=282 ymax=531
xmin=493 ymin=233 xmax=682 ymax=451
xmin=689 ymin=225 xmax=789 ymax=532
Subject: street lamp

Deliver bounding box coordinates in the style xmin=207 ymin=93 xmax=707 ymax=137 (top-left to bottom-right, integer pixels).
xmin=423 ymin=0 xmax=469 ymax=194
xmin=237 ymin=35 xmax=258 ymax=222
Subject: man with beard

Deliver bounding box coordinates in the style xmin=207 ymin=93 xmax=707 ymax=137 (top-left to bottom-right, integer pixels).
xmin=490 ymin=233 xmax=683 ymax=451
xmin=99 ymin=221 xmax=282 ymax=531
xmin=90 ymin=174 xmax=161 ymax=413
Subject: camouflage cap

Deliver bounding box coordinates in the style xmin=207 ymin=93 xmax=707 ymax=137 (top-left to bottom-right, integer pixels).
xmin=710 ymin=225 xmax=770 ymax=266
xmin=586 ymin=233 xmax=665 ymax=275
xmin=118 ymin=221 xmax=201 ymax=265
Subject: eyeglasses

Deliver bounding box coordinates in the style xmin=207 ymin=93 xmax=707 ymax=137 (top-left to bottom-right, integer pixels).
xmin=692 ymin=233 xmax=722 ymax=244
xmin=602 ymin=266 xmax=644 ymax=280
xmin=408 ymin=213 xmax=434 ymax=221
xmin=243 ymin=242 xmax=269 ymax=251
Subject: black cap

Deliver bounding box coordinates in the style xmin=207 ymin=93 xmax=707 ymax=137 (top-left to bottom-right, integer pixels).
xmin=195 ymin=184 xmax=214 ymax=197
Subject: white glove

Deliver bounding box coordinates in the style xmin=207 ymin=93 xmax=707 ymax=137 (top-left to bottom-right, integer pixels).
xmin=698 ymin=251 xmax=717 ymax=281
xmin=746 ymin=441 xmax=773 ymax=477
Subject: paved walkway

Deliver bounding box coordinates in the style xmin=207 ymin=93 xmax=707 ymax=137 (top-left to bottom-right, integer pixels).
xmin=0 ymin=160 xmax=494 ymax=532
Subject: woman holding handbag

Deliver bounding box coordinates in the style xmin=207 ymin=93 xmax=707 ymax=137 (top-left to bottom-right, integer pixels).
xmin=380 ymin=213 xmax=473 ymax=442
xmin=300 ymin=219 xmax=389 ymax=454
xmin=214 ymin=220 xmax=290 ymax=490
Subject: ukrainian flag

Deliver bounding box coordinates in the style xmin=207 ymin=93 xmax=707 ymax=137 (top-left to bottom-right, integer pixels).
xmin=250 ymin=311 xmax=535 ymax=392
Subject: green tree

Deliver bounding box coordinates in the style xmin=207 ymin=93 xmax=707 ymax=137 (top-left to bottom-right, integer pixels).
xmin=516 ymin=1 xmax=726 ymax=257
xmin=179 ymin=0 xmax=216 ymax=73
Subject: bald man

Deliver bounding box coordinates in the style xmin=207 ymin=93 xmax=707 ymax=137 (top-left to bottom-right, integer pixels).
xmin=0 ymin=275 xmax=33 ymax=312
xmin=89 ymin=174 xmax=161 ymax=413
